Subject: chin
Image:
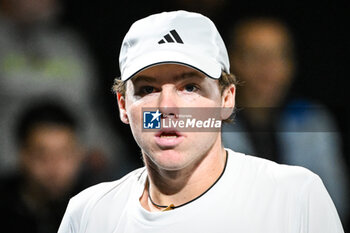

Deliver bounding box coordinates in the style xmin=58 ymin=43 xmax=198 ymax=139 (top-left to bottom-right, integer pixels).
xmin=155 ymin=162 xmax=189 ymax=171
xmin=146 ymin=149 xmax=191 ymax=171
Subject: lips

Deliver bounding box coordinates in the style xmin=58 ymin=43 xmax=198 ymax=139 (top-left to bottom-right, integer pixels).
xmin=154 ymin=129 xmax=184 ymax=148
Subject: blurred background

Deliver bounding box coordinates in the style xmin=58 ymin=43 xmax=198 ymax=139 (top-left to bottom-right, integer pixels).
xmin=0 ymin=0 xmax=348 ymax=232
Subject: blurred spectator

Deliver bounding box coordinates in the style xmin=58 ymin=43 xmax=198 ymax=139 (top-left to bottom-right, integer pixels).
xmin=167 ymin=0 xmax=230 ymax=36
xmin=0 ymin=101 xmax=90 ymax=233
xmin=222 ymin=17 xmax=349 ymax=222
xmin=169 ymin=0 xmax=228 ymax=18
xmin=0 ymin=0 xmax=126 ymax=176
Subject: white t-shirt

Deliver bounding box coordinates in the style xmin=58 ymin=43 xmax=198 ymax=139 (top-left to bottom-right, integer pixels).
xmin=58 ymin=149 xmax=344 ymax=233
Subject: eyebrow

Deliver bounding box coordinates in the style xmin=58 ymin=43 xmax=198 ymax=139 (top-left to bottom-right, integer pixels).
xmin=132 ymin=71 xmax=204 ymax=85
xmin=132 ymin=75 xmax=156 ymax=85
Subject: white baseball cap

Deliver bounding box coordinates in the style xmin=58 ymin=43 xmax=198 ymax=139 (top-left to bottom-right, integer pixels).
xmin=119 ymin=10 xmax=230 ymax=81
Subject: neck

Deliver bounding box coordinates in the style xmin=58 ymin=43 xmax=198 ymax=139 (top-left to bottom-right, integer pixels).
xmin=140 ymin=137 xmax=227 ymax=211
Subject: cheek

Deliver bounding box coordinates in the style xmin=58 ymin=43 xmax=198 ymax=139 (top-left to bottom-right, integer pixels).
xmin=125 ymin=103 xmax=146 ymax=148
xmin=277 ymin=64 xmax=293 ymax=83
xmin=125 ymin=93 xmax=161 ymax=128
xmin=54 ymin=159 xmax=80 ymax=184
xmin=24 ymin=159 xmax=48 ymax=183
xmin=126 ymin=102 xmax=142 ymax=130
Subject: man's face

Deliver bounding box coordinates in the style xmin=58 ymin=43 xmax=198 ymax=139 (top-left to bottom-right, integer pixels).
xmin=231 ymin=22 xmax=294 ymax=107
xmin=118 ymin=64 xmax=234 ymax=171
xmin=4 ymin=0 xmax=58 ymax=23
xmin=21 ymin=125 xmax=83 ymax=199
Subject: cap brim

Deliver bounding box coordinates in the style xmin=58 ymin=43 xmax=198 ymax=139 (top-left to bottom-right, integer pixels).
xmin=121 ymin=50 xmax=222 ymax=81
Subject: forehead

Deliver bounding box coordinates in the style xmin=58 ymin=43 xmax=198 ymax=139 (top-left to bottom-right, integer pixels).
xmin=130 ymin=64 xmax=206 ymax=83
xmin=236 ymin=22 xmax=290 ymax=49
xmin=28 ymin=124 xmax=74 ymax=140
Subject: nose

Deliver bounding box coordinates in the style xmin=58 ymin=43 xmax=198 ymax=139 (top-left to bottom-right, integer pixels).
xmin=158 ymin=85 xmax=179 ymax=118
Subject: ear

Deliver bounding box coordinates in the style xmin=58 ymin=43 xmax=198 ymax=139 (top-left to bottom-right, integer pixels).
xmin=117 ymin=92 xmax=129 ymax=124
xmin=221 ymin=84 xmax=236 ymax=120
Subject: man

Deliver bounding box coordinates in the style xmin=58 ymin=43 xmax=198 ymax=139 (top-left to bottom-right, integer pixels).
xmin=58 ymin=11 xmax=343 ymax=232
xmin=0 ymin=101 xmax=84 ymax=233
xmin=222 ymin=17 xmax=349 ymax=221
xmin=0 ymin=0 xmax=124 ymax=177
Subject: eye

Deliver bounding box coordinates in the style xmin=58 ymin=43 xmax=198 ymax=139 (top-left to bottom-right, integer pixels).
xmin=141 ymin=86 xmax=155 ymax=94
xmin=184 ymin=84 xmax=199 ymax=92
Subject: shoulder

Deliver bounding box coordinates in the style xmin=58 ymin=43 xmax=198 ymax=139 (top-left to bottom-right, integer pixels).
xmin=226 ymin=149 xmax=343 ymax=231
xmin=282 ymin=99 xmax=337 ymax=129
xmin=61 ymin=167 xmax=146 ymax=230
xmin=70 ymin=167 xmax=145 ymax=208
xmin=227 ymin=148 xmax=332 ymax=210
xmin=227 ymin=148 xmax=319 ymax=190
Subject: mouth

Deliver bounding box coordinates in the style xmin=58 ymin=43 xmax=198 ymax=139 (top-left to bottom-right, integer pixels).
xmin=154 ymin=130 xmax=184 ymax=148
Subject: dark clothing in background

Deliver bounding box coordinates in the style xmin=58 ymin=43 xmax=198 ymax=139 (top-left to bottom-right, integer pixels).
xmin=0 ymin=162 xmax=105 ymax=233
xmin=0 ymin=176 xmax=68 ymax=233
xmin=237 ymin=112 xmax=281 ymax=163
